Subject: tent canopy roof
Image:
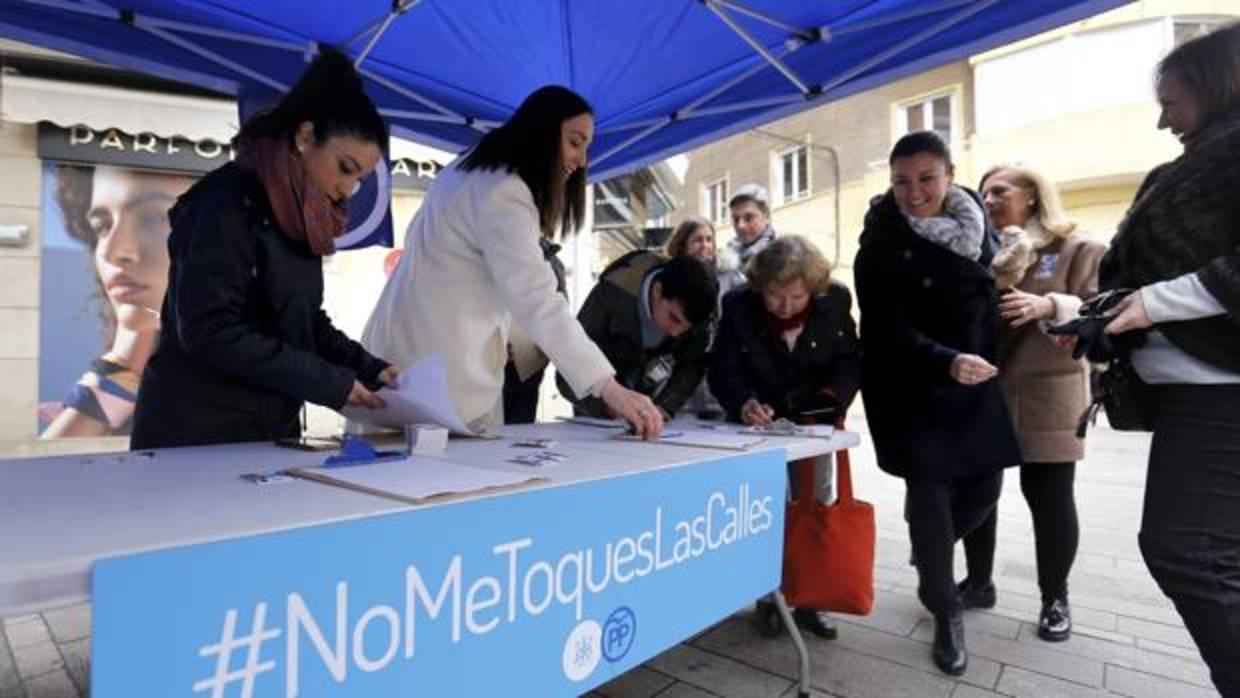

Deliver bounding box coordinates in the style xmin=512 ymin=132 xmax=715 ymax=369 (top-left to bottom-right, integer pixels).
xmin=0 ymin=0 xmax=1131 ymax=179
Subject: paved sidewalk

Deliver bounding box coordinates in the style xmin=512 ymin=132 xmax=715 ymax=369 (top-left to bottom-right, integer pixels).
xmin=1 ymin=422 xmax=1219 ymax=697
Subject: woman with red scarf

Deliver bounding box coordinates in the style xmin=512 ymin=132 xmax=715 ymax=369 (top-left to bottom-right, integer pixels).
xmin=708 ymin=235 xmax=862 ymax=639
xmin=130 ymin=50 xmax=397 ymax=449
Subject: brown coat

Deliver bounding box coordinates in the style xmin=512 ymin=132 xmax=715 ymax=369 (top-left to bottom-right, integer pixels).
xmin=996 ymin=231 xmax=1106 ymax=463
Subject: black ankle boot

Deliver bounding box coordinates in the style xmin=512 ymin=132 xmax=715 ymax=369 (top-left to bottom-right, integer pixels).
xmin=752 ymin=599 xmax=783 ymax=638
xmin=793 ymin=608 xmax=839 ymax=640
xmin=1038 ymin=597 xmax=1071 ymax=642
xmin=956 ymin=578 xmax=997 ymax=610
xmin=932 ymin=611 xmax=968 ymax=676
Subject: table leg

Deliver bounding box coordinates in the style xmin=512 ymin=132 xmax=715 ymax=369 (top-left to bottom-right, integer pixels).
xmin=773 ymin=591 xmax=811 ymax=697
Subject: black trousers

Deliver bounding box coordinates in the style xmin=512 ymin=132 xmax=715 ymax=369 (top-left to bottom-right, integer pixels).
xmin=963 ymin=462 xmax=1079 ymax=602
xmin=906 ymin=472 xmax=1004 ymax=616
xmin=1139 ymin=384 xmax=1240 ymax=698
xmin=502 ymin=362 xmax=545 ymax=424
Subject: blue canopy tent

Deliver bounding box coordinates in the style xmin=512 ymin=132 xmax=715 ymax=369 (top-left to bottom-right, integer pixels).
xmin=1 ymin=0 xmax=1132 ymax=182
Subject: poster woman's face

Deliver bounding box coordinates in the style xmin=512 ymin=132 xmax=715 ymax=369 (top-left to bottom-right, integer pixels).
xmin=88 ymin=167 xmax=192 ymax=332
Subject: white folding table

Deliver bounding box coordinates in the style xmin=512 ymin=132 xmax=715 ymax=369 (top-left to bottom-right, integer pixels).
xmin=0 ymin=421 xmax=859 ymax=697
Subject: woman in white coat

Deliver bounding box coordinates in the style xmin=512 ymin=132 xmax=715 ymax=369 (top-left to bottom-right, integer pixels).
xmin=362 ymin=86 xmax=663 ymax=436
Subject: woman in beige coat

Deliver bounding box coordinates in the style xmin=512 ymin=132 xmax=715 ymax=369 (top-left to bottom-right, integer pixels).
xmin=957 ymin=163 xmax=1105 ymax=643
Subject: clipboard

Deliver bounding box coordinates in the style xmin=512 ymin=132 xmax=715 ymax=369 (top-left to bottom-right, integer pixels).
xmin=287 ymin=456 xmax=546 ymax=505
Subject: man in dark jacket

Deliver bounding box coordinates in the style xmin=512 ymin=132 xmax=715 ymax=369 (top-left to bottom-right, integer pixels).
xmin=558 ymin=250 xmax=717 ymax=419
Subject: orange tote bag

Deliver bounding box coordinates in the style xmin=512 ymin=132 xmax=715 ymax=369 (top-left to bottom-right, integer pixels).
xmin=781 ymin=446 xmax=875 ymax=615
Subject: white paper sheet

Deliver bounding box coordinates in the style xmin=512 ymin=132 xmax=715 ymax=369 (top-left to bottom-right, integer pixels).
xmin=738 ymin=424 xmax=835 ymax=439
xmin=342 ymin=354 xmax=475 ymax=435
xmin=613 ymin=429 xmax=766 ymax=451
xmin=291 ymin=457 xmax=542 ymax=504
xmin=556 ymin=416 xmax=626 ymax=429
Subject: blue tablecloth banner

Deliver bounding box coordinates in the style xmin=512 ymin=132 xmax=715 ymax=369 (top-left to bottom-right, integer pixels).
xmin=93 ymin=449 xmax=786 ymax=696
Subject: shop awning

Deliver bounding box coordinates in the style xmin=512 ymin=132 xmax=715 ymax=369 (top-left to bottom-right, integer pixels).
xmin=1 ymin=73 xmax=237 ymax=142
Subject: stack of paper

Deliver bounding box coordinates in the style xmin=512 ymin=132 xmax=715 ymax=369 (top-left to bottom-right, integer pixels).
xmin=739 ymin=423 xmax=835 ymax=439
xmin=343 ymin=354 xmax=476 ymax=435
xmin=290 ymin=457 xmax=543 ymax=504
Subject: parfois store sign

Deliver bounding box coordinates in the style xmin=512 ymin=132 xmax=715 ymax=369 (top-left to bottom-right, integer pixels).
xmin=38 ymin=123 xmax=233 ymax=173
xmin=92 ymin=450 xmax=786 ymax=696
xmin=38 ymin=124 xmax=443 ymax=191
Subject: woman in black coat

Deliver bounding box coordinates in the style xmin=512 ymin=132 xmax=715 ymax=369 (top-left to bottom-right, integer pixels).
xmin=709 ymin=235 xmax=862 ymax=640
xmin=853 ymin=131 xmax=1020 ymax=676
xmin=1098 ymin=25 xmax=1240 ymax=696
xmin=711 ymin=236 xmax=860 ymax=426
xmin=130 ymin=51 xmax=397 ymax=449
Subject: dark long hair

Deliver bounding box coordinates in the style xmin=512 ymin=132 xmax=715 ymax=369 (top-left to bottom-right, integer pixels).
xmin=461 ymin=85 xmax=591 ymax=237
xmin=237 ymin=49 xmax=388 ymax=151
xmin=55 ymin=164 xmax=115 ymax=348
xmin=1157 ymin=21 xmax=1240 ymax=129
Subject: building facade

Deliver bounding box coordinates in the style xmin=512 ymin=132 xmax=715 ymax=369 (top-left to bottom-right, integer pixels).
xmin=676 ymin=0 xmax=1240 ymax=291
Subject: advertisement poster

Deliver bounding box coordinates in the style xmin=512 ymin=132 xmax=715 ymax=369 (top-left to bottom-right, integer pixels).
xmin=35 ymin=123 xmax=440 ymax=439
xmin=37 ymin=159 xmax=196 ymax=438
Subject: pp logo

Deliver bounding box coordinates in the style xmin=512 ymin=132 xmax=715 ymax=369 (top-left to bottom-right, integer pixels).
xmin=602 ymin=606 xmax=637 ymax=662
xmin=562 ymin=619 xmax=602 ymax=682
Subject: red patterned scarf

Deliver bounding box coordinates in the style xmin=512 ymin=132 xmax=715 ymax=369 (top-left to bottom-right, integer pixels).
xmin=766 ymin=301 xmax=813 ymax=335
xmin=237 ymin=136 xmax=348 ymax=256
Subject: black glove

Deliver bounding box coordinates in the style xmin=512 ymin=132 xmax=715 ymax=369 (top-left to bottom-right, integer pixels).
xmin=1047 ymin=288 xmax=1134 ymax=362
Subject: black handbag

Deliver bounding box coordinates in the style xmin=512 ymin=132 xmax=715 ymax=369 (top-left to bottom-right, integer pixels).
xmin=1081 ymin=354 xmax=1149 ymax=434
xmin=1047 ymin=289 xmax=1151 ymax=435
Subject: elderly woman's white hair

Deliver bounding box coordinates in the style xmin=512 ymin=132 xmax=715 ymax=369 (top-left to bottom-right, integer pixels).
xmin=979 ymin=163 xmax=1077 ymax=238
xmin=744 ymin=234 xmax=831 ymax=292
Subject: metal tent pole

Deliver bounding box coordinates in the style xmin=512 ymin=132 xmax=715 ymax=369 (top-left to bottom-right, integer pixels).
xmin=819 ymin=0 xmax=996 ymax=96
xmin=710 ymin=0 xmax=818 ymax=41
xmin=353 ymin=0 xmax=422 ymax=68
xmin=705 ymin=0 xmax=815 ymax=97
xmin=821 ymin=0 xmax=981 ymax=40
xmin=132 ymin=18 xmax=288 ymax=92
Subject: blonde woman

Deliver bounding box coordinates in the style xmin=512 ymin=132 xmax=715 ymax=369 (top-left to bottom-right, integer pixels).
xmin=957 ymin=163 xmax=1105 ymax=643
